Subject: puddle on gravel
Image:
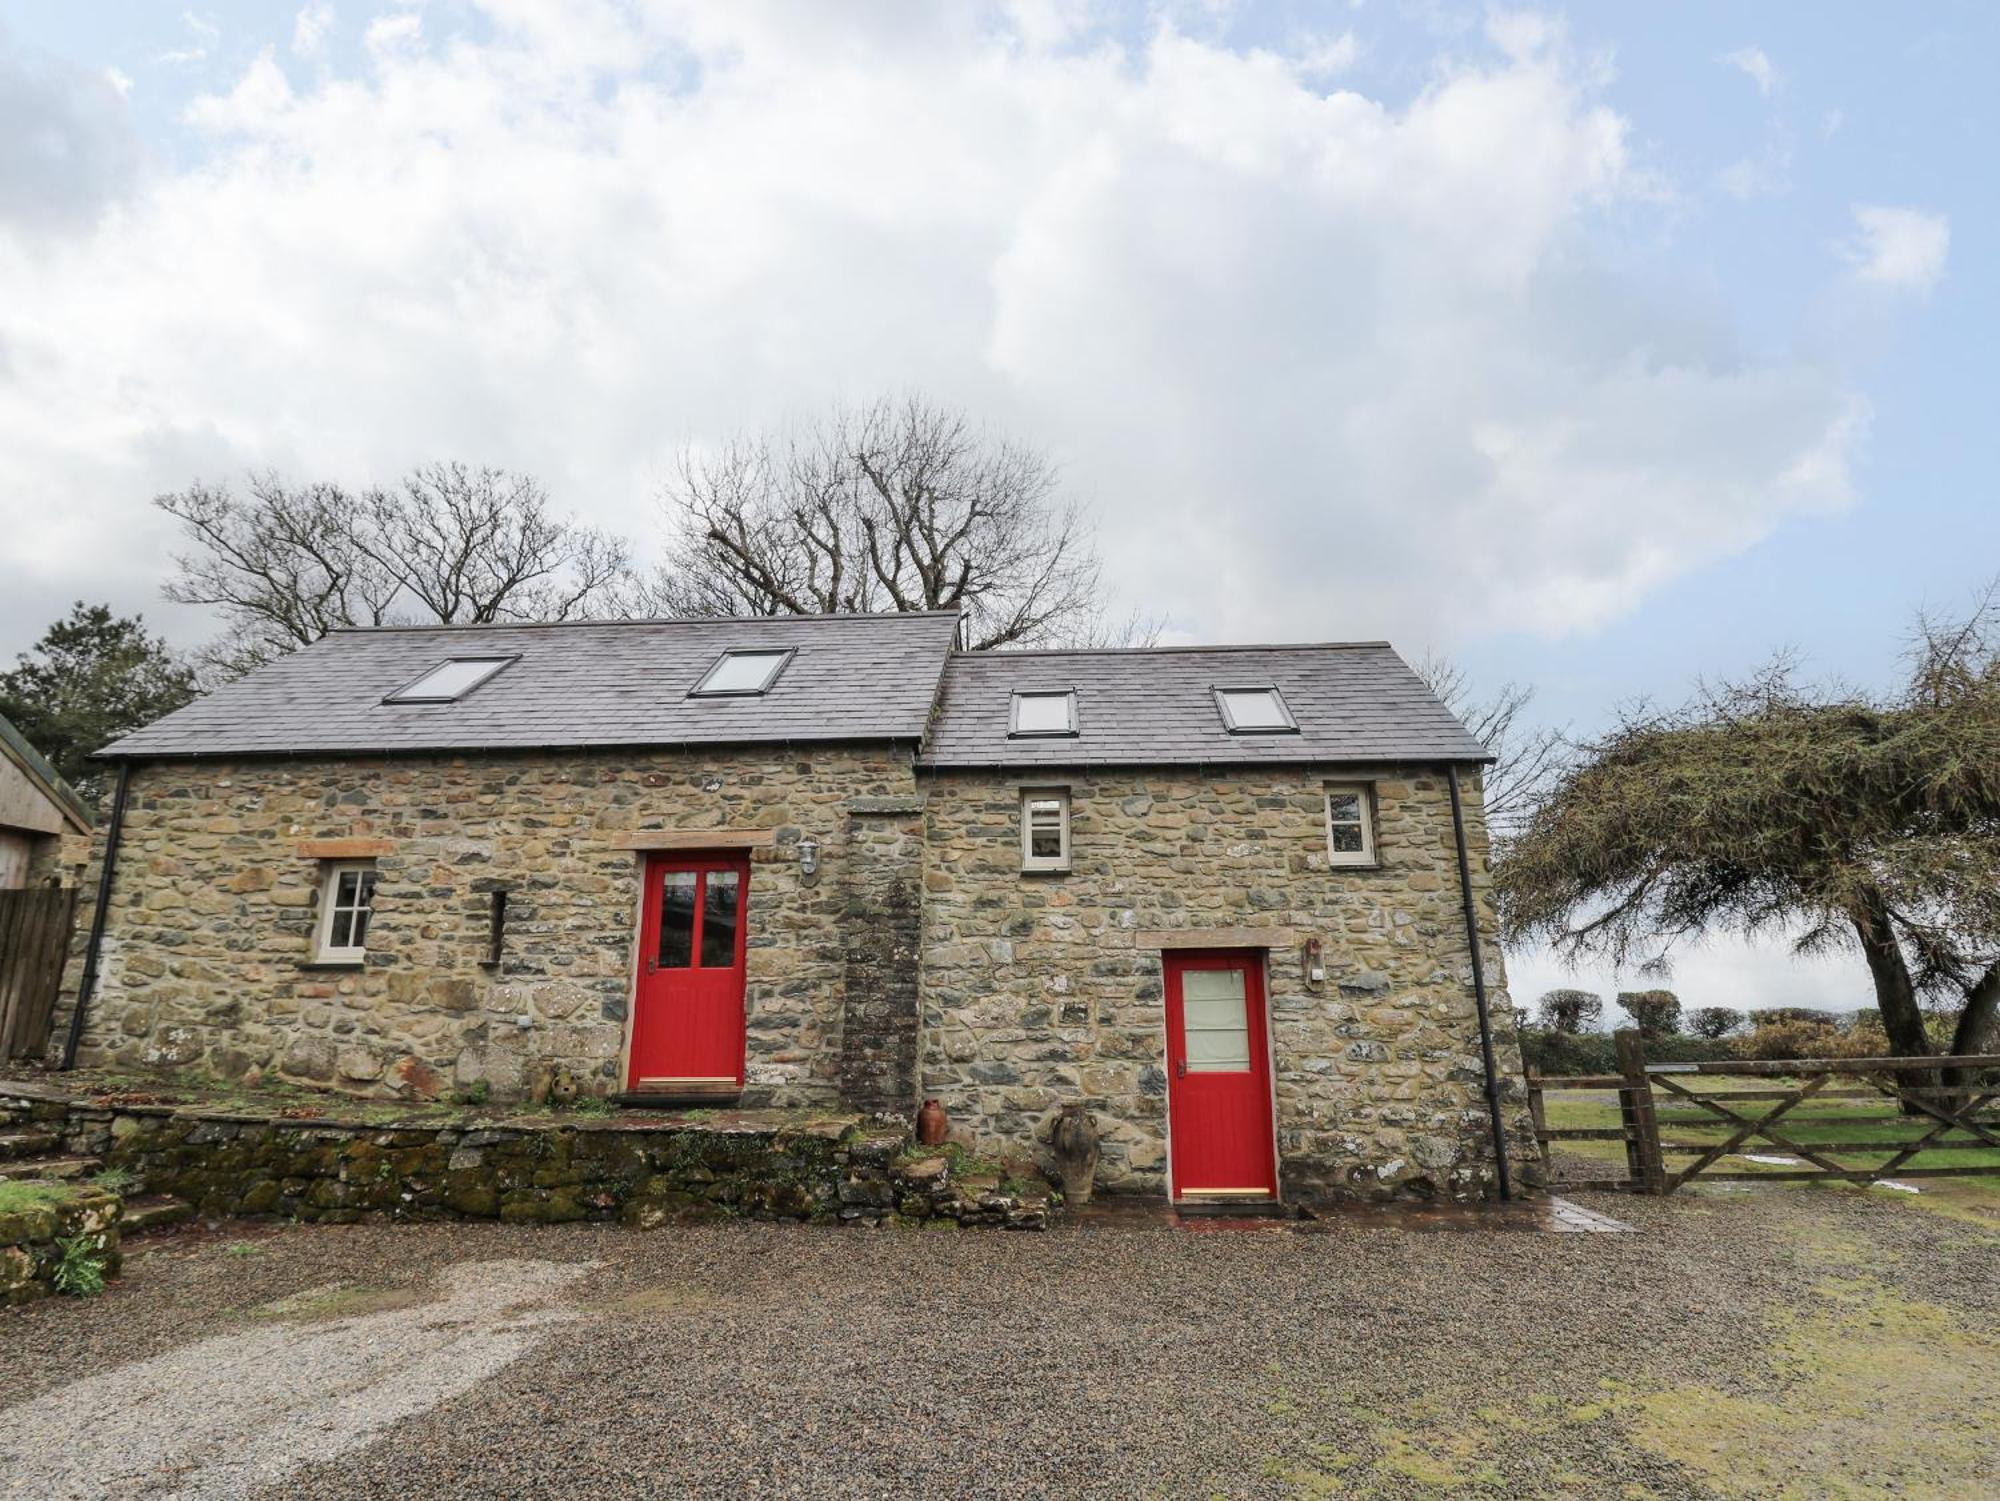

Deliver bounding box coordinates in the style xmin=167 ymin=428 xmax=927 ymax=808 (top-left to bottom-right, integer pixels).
xmin=0 ymin=1258 xmax=596 ymax=1501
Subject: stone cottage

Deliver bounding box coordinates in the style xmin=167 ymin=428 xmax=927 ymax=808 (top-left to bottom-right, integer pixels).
xmin=58 ymin=610 xmax=1534 ymax=1203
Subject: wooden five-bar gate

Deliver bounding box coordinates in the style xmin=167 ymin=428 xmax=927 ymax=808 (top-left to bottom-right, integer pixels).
xmin=0 ymin=885 xmax=78 ymax=1061
xmin=1528 ymin=1029 xmax=2000 ymax=1194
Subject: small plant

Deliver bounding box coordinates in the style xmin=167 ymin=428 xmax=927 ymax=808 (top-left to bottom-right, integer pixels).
xmin=91 ymin=1166 xmax=141 ymax=1195
xmin=568 ymin=1095 xmax=617 ymax=1118
xmin=223 ymin=1240 xmax=264 ymax=1258
xmin=52 ymin=1236 xmax=108 ymax=1297
xmin=452 ymin=1079 xmax=492 ymax=1108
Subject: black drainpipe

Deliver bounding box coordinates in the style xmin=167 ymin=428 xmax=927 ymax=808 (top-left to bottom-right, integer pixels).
xmin=1447 ymin=762 xmax=1513 ymax=1201
xmin=64 ymin=760 xmax=132 ymax=1070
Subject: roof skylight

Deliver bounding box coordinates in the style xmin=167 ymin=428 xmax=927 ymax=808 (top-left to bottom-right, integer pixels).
xmin=1214 ymin=686 xmax=1298 ymax=734
xmin=691 ymin=647 xmax=794 ymax=697
xmin=1009 ymin=689 xmax=1077 ymax=738
xmin=384 ymin=656 xmax=516 ymax=704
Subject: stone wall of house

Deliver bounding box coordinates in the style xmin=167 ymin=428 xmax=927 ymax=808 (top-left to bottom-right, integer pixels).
xmin=916 ymin=764 xmax=1538 ymax=1202
xmin=56 ymin=746 xmax=920 ymax=1105
xmin=837 ymin=798 xmax=927 ymax=1114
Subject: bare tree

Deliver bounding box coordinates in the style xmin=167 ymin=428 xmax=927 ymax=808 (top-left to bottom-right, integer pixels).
xmin=1412 ymin=652 xmax=1565 ymax=835
xmin=651 ymin=396 xmax=1139 ymax=650
xmin=159 ymin=465 xmax=634 ymax=676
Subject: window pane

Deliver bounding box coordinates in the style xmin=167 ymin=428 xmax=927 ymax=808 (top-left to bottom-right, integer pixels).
xmin=1219 ymin=689 xmax=1290 ymax=729
xmin=1328 ymin=792 xmax=1361 ymax=824
xmin=1330 ymin=824 xmax=1365 ymax=853
xmin=328 ymin=907 xmax=356 ymax=951
xmin=1014 ymin=692 xmax=1074 ymax=734
xmin=335 ymin=868 xmax=362 ymax=908
xmin=697 ymin=650 xmax=787 ymax=694
xmin=700 ymin=870 xmax=740 ymax=967
xmin=1185 ymin=1028 xmax=1251 ymax=1069
xmin=388 ymin=658 xmax=509 ymax=702
xmin=1182 ymin=969 xmax=1247 ymax=1005
xmin=1026 ymin=798 xmax=1065 ymax=860
xmin=657 ymin=871 xmax=696 ymax=968
xmin=349 ymin=905 xmax=372 ymax=948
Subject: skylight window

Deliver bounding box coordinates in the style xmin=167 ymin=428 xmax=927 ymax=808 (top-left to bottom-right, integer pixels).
xmin=384 ymin=657 xmax=515 ymax=704
xmin=1214 ymin=686 xmax=1298 ymax=734
xmin=1009 ymin=689 xmax=1077 ymax=738
xmin=691 ymin=647 xmax=794 ymax=697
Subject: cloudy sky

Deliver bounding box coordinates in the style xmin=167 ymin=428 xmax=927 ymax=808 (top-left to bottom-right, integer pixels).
xmin=3 ymin=1 xmax=1993 ymax=1013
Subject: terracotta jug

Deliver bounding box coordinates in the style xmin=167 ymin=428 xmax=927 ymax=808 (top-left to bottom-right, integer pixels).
xmin=916 ymin=1098 xmax=949 ymax=1146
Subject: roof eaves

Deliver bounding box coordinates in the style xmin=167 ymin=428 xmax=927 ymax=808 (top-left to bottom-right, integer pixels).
xmin=0 ymin=712 xmax=93 ymax=830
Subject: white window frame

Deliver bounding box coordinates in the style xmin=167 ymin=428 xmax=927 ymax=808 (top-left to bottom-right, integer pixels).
xmin=383 ymin=656 xmax=517 ymax=704
xmin=1324 ymin=782 xmax=1377 ymax=867
xmin=1019 ymin=787 xmax=1071 ymax=873
xmin=1213 ymin=684 xmax=1299 ymax=735
xmin=313 ymin=860 xmax=378 ymax=964
xmin=1009 ymin=689 xmax=1078 ymax=738
xmin=689 ymin=647 xmax=796 ymax=697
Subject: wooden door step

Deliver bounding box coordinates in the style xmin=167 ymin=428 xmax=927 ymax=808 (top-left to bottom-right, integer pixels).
xmin=120 ymin=1195 xmax=195 ymax=1233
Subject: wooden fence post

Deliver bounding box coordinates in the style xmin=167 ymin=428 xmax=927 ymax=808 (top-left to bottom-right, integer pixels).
xmin=1614 ymin=1029 xmax=1668 ymax=1195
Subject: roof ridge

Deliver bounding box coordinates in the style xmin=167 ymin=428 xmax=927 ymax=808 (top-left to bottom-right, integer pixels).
xmin=327 ymin=610 xmax=965 ymax=636
xmin=948 ymin=640 xmax=1394 ymax=660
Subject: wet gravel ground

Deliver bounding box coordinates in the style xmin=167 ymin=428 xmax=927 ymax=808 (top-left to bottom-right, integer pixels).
xmin=4 ymin=1191 xmax=1996 ymax=1499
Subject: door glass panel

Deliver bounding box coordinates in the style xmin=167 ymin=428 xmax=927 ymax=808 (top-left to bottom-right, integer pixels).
xmin=657 ymin=871 xmax=696 ymax=968
xmin=1181 ymin=967 xmax=1250 ymax=1072
xmin=700 ymin=869 xmax=740 ymax=968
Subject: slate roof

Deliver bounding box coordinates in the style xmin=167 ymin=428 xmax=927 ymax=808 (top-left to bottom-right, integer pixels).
xmin=97 ymin=612 xmax=963 ymax=761
xmin=918 ymin=642 xmax=1490 ymax=768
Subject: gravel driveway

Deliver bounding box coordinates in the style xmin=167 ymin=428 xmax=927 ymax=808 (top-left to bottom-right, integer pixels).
xmin=4 ymin=1191 xmax=1996 ymax=1499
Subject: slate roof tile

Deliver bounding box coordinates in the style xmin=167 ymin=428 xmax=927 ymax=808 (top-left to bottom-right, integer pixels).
xmin=917 ymin=642 xmax=1489 ymax=768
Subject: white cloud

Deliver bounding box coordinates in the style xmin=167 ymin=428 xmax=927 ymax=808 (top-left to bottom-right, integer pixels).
xmin=1844 ymin=204 xmax=1949 ymax=293
xmin=292 ymin=3 xmax=334 ymax=59
xmin=1718 ymin=44 xmax=1778 ymax=96
xmin=155 ymin=10 xmax=220 ymax=67
xmin=1294 ymin=30 xmax=1360 ymax=79
xmin=0 ymin=3 xmax=1860 ymax=656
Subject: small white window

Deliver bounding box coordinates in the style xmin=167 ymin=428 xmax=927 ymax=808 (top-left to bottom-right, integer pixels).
xmin=385 ymin=657 xmax=515 ymax=703
xmin=313 ymin=861 xmax=378 ymax=963
xmin=1020 ymin=789 xmax=1070 ymax=872
xmin=691 ymin=648 xmax=793 ymax=696
xmin=1325 ymin=783 xmax=1376 ymax=866
xmin=1010 ymin=690 xmax=1077 ymax=738
xmin=1214 ymin=686 xmax=1298 ymax=734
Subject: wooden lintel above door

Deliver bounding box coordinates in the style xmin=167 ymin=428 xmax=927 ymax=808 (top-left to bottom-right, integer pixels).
xmin=606 ymin=830 xmax=777 ymax=851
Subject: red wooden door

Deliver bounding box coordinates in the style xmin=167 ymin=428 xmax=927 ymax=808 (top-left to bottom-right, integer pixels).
xmin=1164 ymin=950 xmax=1278 ymax=1200
xmin=627 ymin=854 xmax=749 ymax=1092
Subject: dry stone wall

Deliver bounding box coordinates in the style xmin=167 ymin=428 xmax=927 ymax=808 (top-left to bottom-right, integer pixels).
xmin=917 ymin=765 xmax=1537 ymax=1201
xmin=58 ymin=746 xmax=919 ymax=1107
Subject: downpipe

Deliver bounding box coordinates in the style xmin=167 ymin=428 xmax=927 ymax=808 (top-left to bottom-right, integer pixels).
xmin=63 ymin=760 xmax=131 ymax=1069
xmin=1448 ymin=763 xmax=1514 ymax=1201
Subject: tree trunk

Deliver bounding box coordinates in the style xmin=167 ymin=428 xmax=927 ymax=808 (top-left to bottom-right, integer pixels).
xmin=1944 ymin=964 xmax=2000 ymax=1102
xmin=1850 ymin=896 xmax=1932 ymax=1057
xmin=1851 ymin=896 xmax=1934 ymax=1115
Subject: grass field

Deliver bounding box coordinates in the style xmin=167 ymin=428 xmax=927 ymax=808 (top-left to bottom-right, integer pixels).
xmin=1541 ymin=1076 xmax=2000 ymax=1222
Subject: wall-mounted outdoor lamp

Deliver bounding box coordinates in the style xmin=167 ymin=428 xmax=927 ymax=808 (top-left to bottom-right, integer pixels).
xmin=1302 ymin=935 xmax=1325 ymax=993
xmin=798 ymin=837 xmax=821 ymax=881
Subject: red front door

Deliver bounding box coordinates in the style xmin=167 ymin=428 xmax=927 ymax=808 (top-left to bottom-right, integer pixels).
xmin=628 ymin=855 xmax=749 ymax=1092
xmin=1164 ymin=950 xmax=1278 ymax=1201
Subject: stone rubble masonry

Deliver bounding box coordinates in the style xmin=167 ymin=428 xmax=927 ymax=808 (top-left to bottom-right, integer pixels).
xmin=17 ymin=1092 xmax=1052 ymax=1230
xmin=837 ymin=797 xmax=926 ymax=1114
xmin=53 ymin=742 xmax=1536 ymax=1203
xmin=917 ymin=765 xmax=1538 ymax=1202
xmin=55 ymin=746 xmax=919 ymax=1108
xmin=0 ymin=1183 xmax=121 ymax=1305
